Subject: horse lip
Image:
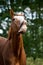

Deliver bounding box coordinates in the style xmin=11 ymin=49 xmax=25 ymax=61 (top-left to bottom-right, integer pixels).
xmin=18 ymin=31 xmax=24 ymax=35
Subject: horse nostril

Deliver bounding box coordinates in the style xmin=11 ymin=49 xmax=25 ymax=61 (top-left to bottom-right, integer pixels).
xmin=25 ymin=22 xmax=27 ymax=25
xmin=23 ymin=21 xmax=27 ymax=25
xmin=23 ymin=20 xmax=27 ymax=25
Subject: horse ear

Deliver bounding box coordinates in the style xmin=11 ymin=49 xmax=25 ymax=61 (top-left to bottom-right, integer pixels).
xmin=10 ymin=9 xmax=14 ymax=18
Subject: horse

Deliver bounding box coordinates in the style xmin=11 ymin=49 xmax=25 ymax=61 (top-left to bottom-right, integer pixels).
xmin=0 ymin=9 xmax=27 ymax=65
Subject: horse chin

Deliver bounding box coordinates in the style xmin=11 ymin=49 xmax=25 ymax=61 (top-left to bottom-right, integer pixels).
xmin=20 ymin=31 xmax=24 ymax=34
xmin=18 ymin=31 xmax=26 ymax=35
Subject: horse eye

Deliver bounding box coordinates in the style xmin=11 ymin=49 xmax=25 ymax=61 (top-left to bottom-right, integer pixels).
xmin=12 ymin=18 xmax=15 ymax=21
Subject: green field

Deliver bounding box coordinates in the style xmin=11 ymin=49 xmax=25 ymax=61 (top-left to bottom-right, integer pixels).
xmin=27 ymin=57 xmax=43 ymax=65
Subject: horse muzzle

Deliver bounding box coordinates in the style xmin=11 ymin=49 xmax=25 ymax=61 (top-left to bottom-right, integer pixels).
xmin=18 ymin=22 xmax=27 ymax=34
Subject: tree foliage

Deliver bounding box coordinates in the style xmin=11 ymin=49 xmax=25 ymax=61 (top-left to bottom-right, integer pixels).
xmin=0 ymin=0 xmax=43 ymax=58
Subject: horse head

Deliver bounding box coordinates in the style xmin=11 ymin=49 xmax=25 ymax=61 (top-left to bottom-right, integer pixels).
xmin=10 ymin=9 xmax=27 ymax=35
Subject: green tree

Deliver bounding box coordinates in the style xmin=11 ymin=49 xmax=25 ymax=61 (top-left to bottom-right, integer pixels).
xmin=0 ymin=0 xmax=43 ymax=59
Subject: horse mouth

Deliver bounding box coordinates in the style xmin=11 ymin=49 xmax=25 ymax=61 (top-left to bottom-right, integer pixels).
xmin=18 ymin=31 xmax=24 ymax=34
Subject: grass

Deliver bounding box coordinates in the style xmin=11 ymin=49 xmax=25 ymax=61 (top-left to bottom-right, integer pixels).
xmin=26 ymin=57 xmax=43 ymax=65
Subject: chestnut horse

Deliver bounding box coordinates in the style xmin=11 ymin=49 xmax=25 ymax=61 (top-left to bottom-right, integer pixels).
xmin=0 ymin=10 xmax=27 ymax=65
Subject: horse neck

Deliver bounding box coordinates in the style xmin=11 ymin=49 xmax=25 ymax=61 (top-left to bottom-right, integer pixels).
xmin=8 ymin=27 xmax=23 ymax=56
xmin=12 ymin=33 xmax=22 ymax=47
xmin=13 ymin=33 xmax=23 ymax=56
xmin=11 ymin=32 xmax=23 ymax=56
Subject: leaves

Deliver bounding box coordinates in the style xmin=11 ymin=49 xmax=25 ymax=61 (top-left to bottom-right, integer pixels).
xmin=0 ymin=0 xmax=43 ymax=58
